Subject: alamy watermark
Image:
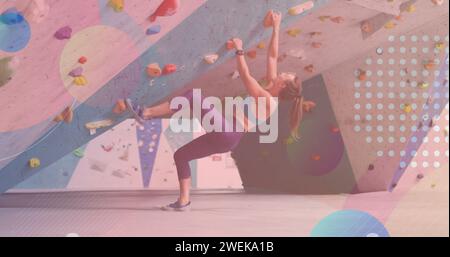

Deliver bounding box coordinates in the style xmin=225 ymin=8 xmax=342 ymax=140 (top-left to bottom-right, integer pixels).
xmin=169 ymin=89 xmax=279 ymax=144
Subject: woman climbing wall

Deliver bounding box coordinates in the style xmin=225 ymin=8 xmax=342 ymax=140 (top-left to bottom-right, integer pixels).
xmin=126 ymin=10 xmax=316 ymax=211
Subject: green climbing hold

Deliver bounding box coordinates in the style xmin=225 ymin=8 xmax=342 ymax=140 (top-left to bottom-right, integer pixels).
xmin=0 ymin=57 xmax=14 ymax=88
xmin=73 ymin=148 xmax=85 ymax=158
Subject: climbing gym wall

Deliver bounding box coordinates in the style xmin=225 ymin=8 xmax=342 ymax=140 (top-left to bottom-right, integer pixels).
xmin=1 ymin=0 xmax=331 ymax=193
xmin=184 ymin=0 xmax=449 ymax=194
xmin=1 ymin=0 xmax=448 ymax=194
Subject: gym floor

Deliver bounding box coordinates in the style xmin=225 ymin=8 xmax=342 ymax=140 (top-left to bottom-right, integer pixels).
xmin=0 ymin=187 xmax=447 ymax=237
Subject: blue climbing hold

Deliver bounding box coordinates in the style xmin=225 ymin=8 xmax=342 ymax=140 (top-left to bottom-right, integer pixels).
xmin=146 ymin=25 xmax=161 ymax=35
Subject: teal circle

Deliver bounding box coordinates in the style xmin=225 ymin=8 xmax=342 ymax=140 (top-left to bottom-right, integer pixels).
xmin=311 ymin=210 xmax=390 ymax=237
xmin=0 ymin=9 xmax=31 ymax=52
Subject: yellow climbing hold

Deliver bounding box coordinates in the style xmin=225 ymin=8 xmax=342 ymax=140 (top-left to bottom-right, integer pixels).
xmin=403 ymin=104 xmax=413 ymax=113
xmin=384 ymin=21 xmax=396 ymax=29
xmin=406 ymin=4 xmax=416 ymax=13
xmin=318 ymin=16 xmax=330 ymax=22
xmin=287 ymin=28 xmax=301 ymax=37
xmin=257 ymin=42 xmax=266 ymax=49
xmin=74 ymin=76 xmax=88 ymax=86
xmin=435 ymin=42 xmax=445 ymax=50
xmin=418 ymin=82 xmax=429 ymax=89
xmin=29 ymin=158 xmax=41 ymax=169
xmin=108 ymin=0 xmax=124 ymax=12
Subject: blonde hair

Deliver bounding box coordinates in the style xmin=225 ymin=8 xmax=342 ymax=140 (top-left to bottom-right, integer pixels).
xmin=279 ymin=78 xmax=308 ymax=140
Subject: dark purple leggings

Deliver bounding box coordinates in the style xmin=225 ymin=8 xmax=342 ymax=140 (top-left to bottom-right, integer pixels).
xmin=171 ymin=89 xmax=244 ymax=180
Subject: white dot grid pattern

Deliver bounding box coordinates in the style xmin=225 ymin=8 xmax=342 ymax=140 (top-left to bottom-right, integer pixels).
xmin=354 ymin=34 xmax=449 ymax=168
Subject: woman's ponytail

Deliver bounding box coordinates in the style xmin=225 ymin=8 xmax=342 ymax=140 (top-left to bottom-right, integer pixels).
xmin=289 ymin=96 xmax=304 ymax=140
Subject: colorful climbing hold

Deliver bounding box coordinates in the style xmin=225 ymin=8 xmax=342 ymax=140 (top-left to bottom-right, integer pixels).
xmin=54 ymin=26 xmax=72 ymax=40
xmin=113 ymin=100 xmax=127 ymax=114
xmin=146 ymin=63 xmax=162 ymax=77
xmin=312 ymin=42 xmax=322 ymax=48
xmin=330 ymin=16 xmax=344 ymax=24
xmin=418 ymin=82 xmax=429 ymax=89
xmin=318 ymin=16 xmax=330 ymax=22
xmin=417 ymin=173 xmax=424 ymax=180
xmin=402 ymin=103 xmax=413 ymax=113
xmin=162 ymin=64 xmax=177 ymax=75
xmin=108 ymin=0 xmax=124 ymax=12
xmin=85 ymin=119 xmax=114 ymax=135
xmin=226 ymin=40 xmax=235 ymax=50
xmin=246 ymin=50 xmax=257 ymax=59
xmin=73 ymin=76 xmax=88 ymax=86
xmin=435 ymin=42 xmax=445 ymax=50
xmin=330 ymin=126 xmax=340 ymax=133
xmin=73 ymin=148 xmax=84 ymax=158
xmin=263 ymin=11 xmax=273 ymax=28
xmin=287 ymin=28 xmax=301 ymax=37
xmin=288 ymin=1 xmax=314 ymax=16
xmin=149 ymin=0 xmax=180 ymax=23
xmin=286 ymin=49 xmax=304 ymax=59
xmin=432 ymin=0 xmax=444 ymax=6
xmin=29 ymin=158 xmax=41 ymax=169
xmin=146 ymin=25 xmax=161 ymax=35
xmin=311 ymin=155 xmax=321 ymax=161
xmin=358 ymin=70 xmax=367 ymax=81
xmin=204 ymin=54 xmax=219 ymax=64
xmin=384 ymin=21 xmax=396 ymax=29
xmin=368 ymin=164 xmax=375 ymax=171
xmin=231 ymin=71 xmax=240 ymax=80
xmin=0 ymin=57 xmax=14 ymax=88
xmin=68 ymin=67 xmax=83 ymax=77
xmin=424 ymin=60 xmax=436 ymax=70
xmin=406 ymin=4 xmax=416 ymax=13
xmin=257 ymin=42 xmax=266 ymax=49
xmin=78 ymin=56 xmax=87 ymax=64
xmin=304 ymin=64 xmax=314 ymax=73
xmin=24 ymin=0 xmax=50 ymax=24
xmin=54 ymin=106 xmax=73 ymax=123
xmin=361 ymin=21 xmax=372 ymax=33
xmin=303 ymin=101 xmax=316 ymax=113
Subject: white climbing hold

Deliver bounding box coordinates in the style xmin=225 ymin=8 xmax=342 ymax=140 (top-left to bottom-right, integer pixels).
xmin=288 ymin=1 xmax=314 ymax=16
xmin=23 ymin=0 xmax=50 ymax=23
xmin=204 ymin=54 xmax=219 ymax=64
xmin=286 ymin=49 xmax=306 ymax=60
xmin=231 ymin=71 xmax=240 ymax=80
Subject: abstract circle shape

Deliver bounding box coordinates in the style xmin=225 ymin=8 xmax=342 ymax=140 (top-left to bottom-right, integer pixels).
xmin=0 ymin=9 xmax=31 ymax=52
xmin=311 ymin=210 xmax=390 ymax=237
xmin=59 ymin=25 xmax=141 ymax=107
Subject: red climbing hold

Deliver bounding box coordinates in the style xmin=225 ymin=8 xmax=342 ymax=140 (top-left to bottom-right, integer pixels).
xmin=226 ymin=40 xmax=235 ymax=50
xmin=330 ymin=126 xmax=340 ymax=133
xmin=163 ymin=64 xmax=177 ymax=75
xmin=312 ymin=155 xmax=321 ymax=161
xmin=149 ymin=0 xmax=180 ymax=23
xmin=78 ymin=56 xmax=87 ymax=64
xmin=247 ymin=50 xmax=257 ymax=59
xmin=113 ymin=100 xmax=127 ymax=114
